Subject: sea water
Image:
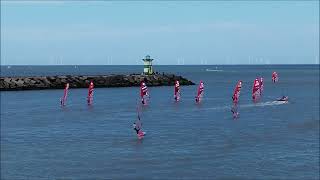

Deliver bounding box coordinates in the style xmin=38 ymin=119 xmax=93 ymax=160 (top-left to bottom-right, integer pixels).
xmin=1 ymin=65 xmax=319 ymax=179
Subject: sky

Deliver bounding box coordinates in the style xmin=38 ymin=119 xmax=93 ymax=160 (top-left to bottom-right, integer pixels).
xmin=1 ymin=1 xmax=319 ymax=65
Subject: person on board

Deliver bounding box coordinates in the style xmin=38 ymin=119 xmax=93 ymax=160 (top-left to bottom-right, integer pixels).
xmin=252 ymin=94 xmax=256 ymax=101
xmin=277 ymin=95 xmax=288 ymax=101
xmin=133 ymin=123 xmax=140 ymax=134
xmin=231 ymin=106 xmax=236 ymax=113
xmin=231 ymin=105 xmax=239 ymax=119
xmin=232 ymin=94 xmax=238 ymax=103
xmin=133 ymin=114 xmax=143 ymax=134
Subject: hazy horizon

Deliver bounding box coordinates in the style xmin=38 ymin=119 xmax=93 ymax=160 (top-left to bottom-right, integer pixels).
xmin=1 ymin=1 xmax=319 ymax=65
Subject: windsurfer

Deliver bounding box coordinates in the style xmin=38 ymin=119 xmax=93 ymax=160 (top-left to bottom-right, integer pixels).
xmin=272 ymin=72 xmax=278 ymax=83
xmin=133 ymin=114 xmax=145 ymax=136
xmin=140 ymin=81 xmax=149 ymax=105
xmin=195 ymin=81 xmax=204 ymax=103
xmin=60 ymin=83 xmax=69 ymax=106
xmin=87 ymin=81 xmax=94 ymax=105
xmin=174 ymin=80 xmax=180 ymax=101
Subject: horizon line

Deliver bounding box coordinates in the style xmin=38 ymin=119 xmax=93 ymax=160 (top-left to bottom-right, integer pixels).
xmin=1 ymin=64 xmax=319 ymax=66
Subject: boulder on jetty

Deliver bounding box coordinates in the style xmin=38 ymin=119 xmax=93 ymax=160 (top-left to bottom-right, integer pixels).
xmin=0 ymin=74 xmax=195 ymax=91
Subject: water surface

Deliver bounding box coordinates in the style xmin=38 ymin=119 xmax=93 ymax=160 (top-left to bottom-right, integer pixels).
xmin=1 ymin=65 xmax=319 ymax=179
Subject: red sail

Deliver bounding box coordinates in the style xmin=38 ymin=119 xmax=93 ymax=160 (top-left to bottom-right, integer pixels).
xmin=232 ymin=80 xmax=242 ymax=104
xmin=195 ymin=80 xmax=204 ymax=103
xmin=87 ymin=81 xmax=94 ymax=105
xmin=140 ymin=81 xmax=149 ymax=105
xmin=60 ymin=83 xmax=69 ymax=106
xmin=140 ymin=81 xmax=148 ymax=97
xmin=174 ymin=80 xmax=180 ymax=101
xmin=272 ymin=72 xmax=278 ymax=83
xmin=259 ymin=77 xmax=264 ymax=95
xmin=252 ymin=78 xmax=260 ymax=101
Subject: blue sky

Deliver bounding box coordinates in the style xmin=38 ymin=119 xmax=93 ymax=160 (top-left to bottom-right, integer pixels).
xmin=1 ymin=1 xmax=319 ymax=65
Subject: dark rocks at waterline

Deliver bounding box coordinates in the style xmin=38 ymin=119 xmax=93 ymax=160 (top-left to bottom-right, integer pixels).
xmin=0 ymin=74 xmax=195 ymax=91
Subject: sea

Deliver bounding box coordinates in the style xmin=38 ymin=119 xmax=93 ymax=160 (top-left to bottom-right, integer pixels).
xmin=1 ymin=65 xmax=319 ymax=179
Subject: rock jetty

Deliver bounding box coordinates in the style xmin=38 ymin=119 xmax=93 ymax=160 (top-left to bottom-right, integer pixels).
xmin=0 ymin=74 xmax=195 ymax=91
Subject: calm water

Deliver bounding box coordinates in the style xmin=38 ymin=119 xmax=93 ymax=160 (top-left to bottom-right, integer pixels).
xmin=1 ymin=65 xmax=319 ymax=179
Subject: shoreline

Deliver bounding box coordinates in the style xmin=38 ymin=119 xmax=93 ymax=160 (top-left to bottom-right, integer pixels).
xmin=0 ymin=74 xmax=195 ymax=91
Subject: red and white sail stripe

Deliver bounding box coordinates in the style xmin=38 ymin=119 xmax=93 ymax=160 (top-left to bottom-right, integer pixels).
xmin=252 ymin=78 xmax=261 ymax=101
xmin=272 ymin=72 xmax=278 ymax=83
xmin=87 ymin=81 xmax=94 ymax=105
xmin=195 ymin=80 xmax=204 ymax=103
xmin=174 ymin=80 xmax=180 ymax=101
xmin=140 ymin=81 xmax=149 ymax=105
xmin=60 ymin=83 xmax=69 ymax=106
xmin=232 ymin=80 xmax=242 ymax=105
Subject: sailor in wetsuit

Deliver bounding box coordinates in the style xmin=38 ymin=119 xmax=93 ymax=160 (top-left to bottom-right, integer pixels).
xmin=278 ymin=95 xmax=288 ymax=101
xmin=133 ymin=115 xmax=142 ymax=134
xmin=231 ymin=105 xmax=239 ymax=119
xmin=133 ymin=123 xmax=140 ymax=134
xmin=231 ymin=106 xmax=236 ymax=114
xmin=252 ymin=94 xmax=256 ymax=101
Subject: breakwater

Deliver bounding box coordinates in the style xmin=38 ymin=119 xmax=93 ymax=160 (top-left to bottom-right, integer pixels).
xmin=0 ymin=74 xmax=195 ymax=91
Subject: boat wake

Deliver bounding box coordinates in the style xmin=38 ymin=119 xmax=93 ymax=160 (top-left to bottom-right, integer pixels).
xmin=202 ymin=101 xmax=288 ymax=111
xmin=241 ymin=100 xmax=288 ymax=108
xmin=205 ymin=69 xmax=223 ymax=72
